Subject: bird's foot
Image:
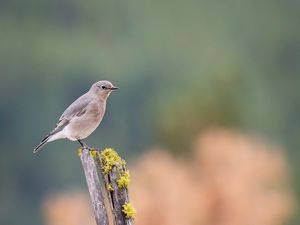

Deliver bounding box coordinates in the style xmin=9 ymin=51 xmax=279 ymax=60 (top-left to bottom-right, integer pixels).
xmin=78 ymin=139 xmax=92 ymax=150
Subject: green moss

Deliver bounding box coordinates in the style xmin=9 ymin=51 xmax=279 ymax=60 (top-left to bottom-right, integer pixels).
xmin=100 ymin=148 xmax=125 ymax=175
xmin=117 ymin=170 xmax=130 ymax=189
xmin=107 ymin=183 xmax=114 ymax=192
xmin=122 ymin=202 xmax=136 ymax=219
xmin=90 ymin=149 xmax=98 ymax=158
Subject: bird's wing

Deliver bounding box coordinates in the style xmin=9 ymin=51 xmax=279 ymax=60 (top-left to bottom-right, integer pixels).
xmin=59 ymin=93 xmax=92 ymax=121
xmin=50 ymin=93 xmax=92 ymax=135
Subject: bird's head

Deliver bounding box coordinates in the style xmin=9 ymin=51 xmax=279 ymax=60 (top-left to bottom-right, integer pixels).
xmin=90 ymin=80 xmax=118 ymax=99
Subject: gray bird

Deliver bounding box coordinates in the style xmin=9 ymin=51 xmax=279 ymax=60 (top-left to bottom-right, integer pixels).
xmin=33 ymin=80 xmax=118 ymax=153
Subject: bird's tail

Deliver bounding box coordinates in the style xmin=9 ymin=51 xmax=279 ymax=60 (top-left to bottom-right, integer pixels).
xmin=33 ymin=135 xmax=50 ymax=153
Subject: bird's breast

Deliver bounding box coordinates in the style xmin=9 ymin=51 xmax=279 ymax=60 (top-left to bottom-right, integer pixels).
xmin=64 ymin=102 xmax=106 ymax=140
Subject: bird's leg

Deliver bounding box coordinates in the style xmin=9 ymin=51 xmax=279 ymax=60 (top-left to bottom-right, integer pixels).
xmin=78 ymin=139 xmax=84 ymax=147
xmin=77 ymin=139 xmax=91 ymax=150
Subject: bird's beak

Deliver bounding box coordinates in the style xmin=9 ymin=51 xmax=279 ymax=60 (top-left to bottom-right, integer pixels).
xmin=110 ymin=86 xmax=119 ymax=90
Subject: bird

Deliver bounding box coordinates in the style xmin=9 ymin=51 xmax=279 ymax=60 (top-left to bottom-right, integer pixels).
xmin=33 ymin=80 xmax=118 ymax=153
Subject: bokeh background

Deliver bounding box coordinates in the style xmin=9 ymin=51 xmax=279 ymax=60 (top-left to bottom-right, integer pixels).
xmin=0 ymin=0 xmax=299 ymax=224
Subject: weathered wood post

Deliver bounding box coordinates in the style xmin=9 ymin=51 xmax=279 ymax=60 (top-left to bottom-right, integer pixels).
xmin=79 ymin=147 xmax=136 ymax=225
xmin=97 ymin=149 xmax=135 ymax=225
xmin=79 ymin=148 xmax=109 ymax=225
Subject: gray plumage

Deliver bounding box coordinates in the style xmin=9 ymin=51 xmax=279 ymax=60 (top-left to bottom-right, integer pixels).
xmin=33 ymin=80 xmax=118 ymax=153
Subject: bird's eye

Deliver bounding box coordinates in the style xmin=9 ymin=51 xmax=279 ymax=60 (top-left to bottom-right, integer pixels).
xmin=101 ymin=86 xmax=107 ymax=89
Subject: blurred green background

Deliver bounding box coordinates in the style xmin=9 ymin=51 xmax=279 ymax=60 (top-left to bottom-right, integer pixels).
xmin=0 ymin=0 xmax=299 ymax=224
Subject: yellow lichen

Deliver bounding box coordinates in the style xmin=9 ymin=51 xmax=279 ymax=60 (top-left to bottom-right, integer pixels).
xmin=117 ymin=171 xmax=131 ymax=189
xmin=78 ymin=148 xmax=83 ymax=156
xmin=100 ymin=148 xmax=125 ymax=175
xmin=90 ymin=149 xmax=98 ymax=158
xmin=122 ymin=202 xmax=136 ymax=219
xmin=107 ymin=183 xmax=114 ymax=192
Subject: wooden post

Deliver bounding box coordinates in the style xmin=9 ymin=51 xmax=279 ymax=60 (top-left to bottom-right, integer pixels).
xmin=108 ymin=165 xmax=133 ymax=225
xmin=80 ymin=148 xmax=135 ymax=225
xmin=80 ymin=148 xmax=109 ymax=225
xmin=95 ymin=149 xmax=135 ymax=225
